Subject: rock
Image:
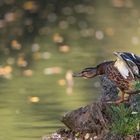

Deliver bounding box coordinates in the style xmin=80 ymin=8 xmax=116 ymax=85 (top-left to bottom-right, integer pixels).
xmin=100 ymin=75 xmax=119 ymax=102
xmin=61 ymin=102 xmax=109 ymax=134
xmin=42 ymin=75 xmax=140 ymax=140
xmin=130 ymin=94 xmax=140 ymax=112
xmin=100 ymin=75 xmax=140 ymax=112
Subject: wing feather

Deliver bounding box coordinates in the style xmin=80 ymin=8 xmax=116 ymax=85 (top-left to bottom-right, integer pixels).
xmin=120 ymin=52 xmax=140 ymax=76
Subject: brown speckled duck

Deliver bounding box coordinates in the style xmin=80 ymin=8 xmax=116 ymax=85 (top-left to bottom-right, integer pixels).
xmin=73 ymin=52 xmax=140 ymax=104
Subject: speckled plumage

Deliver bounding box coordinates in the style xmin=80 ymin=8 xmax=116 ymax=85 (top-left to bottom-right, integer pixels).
xmin=73 ymin=52 xmax=140 ymax=103
xmin=103 ymin=62 xmax=135 ymax=93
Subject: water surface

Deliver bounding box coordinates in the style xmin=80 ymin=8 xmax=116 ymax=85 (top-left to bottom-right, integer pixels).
xmin=1 ymin=0 xmax=140 ymax=139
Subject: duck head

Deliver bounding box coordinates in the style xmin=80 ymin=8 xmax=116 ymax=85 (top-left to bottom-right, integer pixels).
xmin=73 ymin=67 xmax=97 ymax=78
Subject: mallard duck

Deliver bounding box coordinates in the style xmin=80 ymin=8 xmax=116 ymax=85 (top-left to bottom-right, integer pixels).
xmin=73 ymin=52 xmax=140 ymax=104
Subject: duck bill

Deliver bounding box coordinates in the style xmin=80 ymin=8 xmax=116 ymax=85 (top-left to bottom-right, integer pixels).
xmin=72 ymin=72 xmax=83 ymax=77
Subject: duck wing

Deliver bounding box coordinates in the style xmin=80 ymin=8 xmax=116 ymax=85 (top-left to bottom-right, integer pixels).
xmin=118 ymin=52 xmax=140 ymax=77
xmin=121 ymin=52 xmax=140 ymax=66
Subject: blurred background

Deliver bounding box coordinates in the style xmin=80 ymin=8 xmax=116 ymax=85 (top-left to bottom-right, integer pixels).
xmin=0 ymin=0 xmax=140 ymax=139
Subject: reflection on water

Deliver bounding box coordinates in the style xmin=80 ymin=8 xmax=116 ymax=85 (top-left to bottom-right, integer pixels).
xmin=0 ymin=65 xmax=99 ymax=140
xmin=1 ymin=0 xmax=140 ymax=140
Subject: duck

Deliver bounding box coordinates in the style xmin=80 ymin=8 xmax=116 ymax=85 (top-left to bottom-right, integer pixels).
xmin=73 ymin=52 xmax=140 ymax=104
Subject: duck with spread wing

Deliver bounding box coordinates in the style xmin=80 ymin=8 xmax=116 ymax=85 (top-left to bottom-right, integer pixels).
xmin=73 ymin=52 xmax=140 ymax=104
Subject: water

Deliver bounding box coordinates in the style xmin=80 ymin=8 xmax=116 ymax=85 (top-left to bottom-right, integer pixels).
xmin=1 ymin=0 xmax=140 ymax=139
xmin=0 ymin=62 xmax=99 ymax=140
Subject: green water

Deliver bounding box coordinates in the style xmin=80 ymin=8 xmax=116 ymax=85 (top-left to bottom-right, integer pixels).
xmin=1 ymin=0 xmax=140 ymax=139
xmin=0 ymin=58 xmax=100 ymax=140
